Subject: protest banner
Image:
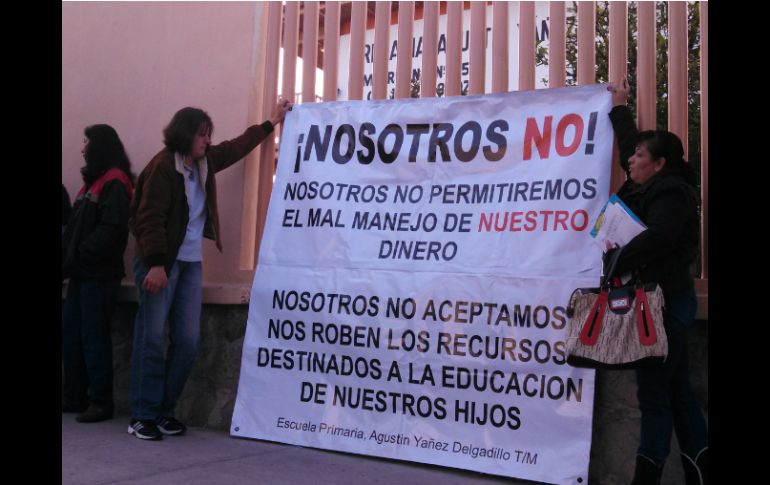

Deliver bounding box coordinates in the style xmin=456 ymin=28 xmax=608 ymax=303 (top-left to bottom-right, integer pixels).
xmin=232 ymin=84 xmax=613 ymax=485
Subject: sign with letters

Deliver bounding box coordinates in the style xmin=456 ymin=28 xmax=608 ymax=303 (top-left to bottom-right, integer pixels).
xmin=232 ymin=84 xmax=613 ymax=485
xmin=337 ymin=3 xmax=552 ymax=99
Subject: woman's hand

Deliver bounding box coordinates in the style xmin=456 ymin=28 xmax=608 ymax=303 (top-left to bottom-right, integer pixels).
xmin=270 ymin=97 xmax=294 ymax=127
xmin=607 ymin=77 xmax=630 ymax=107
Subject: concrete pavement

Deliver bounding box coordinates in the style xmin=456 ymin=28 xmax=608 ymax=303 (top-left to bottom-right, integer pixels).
xmin=62 ymin=413 xmax=538 ymax=485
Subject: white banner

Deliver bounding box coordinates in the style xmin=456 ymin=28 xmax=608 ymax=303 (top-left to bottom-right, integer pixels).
xmin=232 ymin=85 xmax=613 ymax=485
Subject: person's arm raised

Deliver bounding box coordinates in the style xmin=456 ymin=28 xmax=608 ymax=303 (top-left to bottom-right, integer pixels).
xmin=207 ymin=97 xmax=295 ymax=173
xmin=270 ymin=97 xmax=293 ymax=127
xmin=608 ymin=77 xmax=630 ymax=107
xmin=607 ymin=77 xmax=636 ymax=176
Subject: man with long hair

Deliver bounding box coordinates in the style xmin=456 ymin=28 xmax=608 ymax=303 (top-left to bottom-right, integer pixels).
xmin=127 ymin=99 xmax=291 ymax=440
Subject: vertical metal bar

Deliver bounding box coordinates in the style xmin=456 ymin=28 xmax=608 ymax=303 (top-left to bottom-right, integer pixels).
xmin=239 ymin=3 xmax=269 ymax=270
xmin=395 ymin=1 xmax=415 ymax=99
xmin=491 ymin=1 xmax=509 ymax=93
xmin=637 ymin=2 xmax=656 ymax=131
xmin=518 ymin=1 xmax=535 ymax=91
xmin=700 ymin=1 xmax=708 ymax=280
xmin=323 ymin=1 xmax=341 ymax=102
xmin=445 ymin=1 xmax=462 ymax=97
xmin=348 ymin=1 xmax=367 ymax=100
xmin=609 ymin=1 xmax=628 ymax=193
xmin=608 ymin=1 xmax=627 ymax=84
xmin=254 ymin=1 xmax=283 ymax=263
xmin=668 ymin=1 xmax=688 ymax=156
xmin=548 ymin=2 xmax=566 ymax=88
xmin=577 ymin=1 xmax=595 ymax=85
xmin=469 ymin=1 xmax=486 ymax=95
xmin=282 ymin=1 xmax=300 ymax=102
xmin=302 ymin=1 xmax=319 ymax=103
xmin=372 ymin=1 xmax=392 ymax=100
xmin=421 ymin=0 xmax=439 ymax=98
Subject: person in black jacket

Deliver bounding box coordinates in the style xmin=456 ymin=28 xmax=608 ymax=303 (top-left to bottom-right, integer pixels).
xmin=607 ymin=78 xmax=708 ymax=485
xmin=62 ymin=184 xmax=71 ymax=233
xmin=62 ymin=184 xmax=72 ymax=282
xmin=62 ymin=124 xmax=135 ymax=423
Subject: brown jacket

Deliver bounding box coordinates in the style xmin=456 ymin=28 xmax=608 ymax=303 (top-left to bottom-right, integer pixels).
xmin=130 ymin=121 xmax=273 ymax=270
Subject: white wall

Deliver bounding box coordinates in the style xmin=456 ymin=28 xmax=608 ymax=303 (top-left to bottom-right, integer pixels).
xmin=62 ymin=1 xmax=266 ymax=290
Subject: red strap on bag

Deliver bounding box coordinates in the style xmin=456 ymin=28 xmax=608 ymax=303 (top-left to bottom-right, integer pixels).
xmin=580 ymin=291 xmax=608 ymax=345
xmin=635 ymin=287 xmax=657 ymax=345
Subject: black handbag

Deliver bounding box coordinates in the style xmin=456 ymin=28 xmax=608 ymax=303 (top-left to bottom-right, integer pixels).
xmin=565 ymin=247 xmax=667 ymax=369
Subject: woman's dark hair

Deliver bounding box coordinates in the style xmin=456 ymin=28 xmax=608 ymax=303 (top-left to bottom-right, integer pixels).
xmin=162 ymin=107 xmax=213 ymax=155
xmin=636 ymin=130 xmax=697 ymax=187
xmin=81 ymin=124 xmax=134 ymax=186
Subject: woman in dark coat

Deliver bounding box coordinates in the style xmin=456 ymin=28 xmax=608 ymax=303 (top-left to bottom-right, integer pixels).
xmin=607 ymin=78 xmax=708 ymax=485
xmin=62 ymin=124 xmax=134 ymax=423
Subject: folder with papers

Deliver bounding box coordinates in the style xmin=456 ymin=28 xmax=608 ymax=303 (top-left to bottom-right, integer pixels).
xmin=591 ymin=194 xmax=647 ymax=252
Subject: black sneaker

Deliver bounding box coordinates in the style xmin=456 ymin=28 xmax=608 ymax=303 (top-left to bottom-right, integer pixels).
xmin=62 ymin=399 xmax=88 ymax=413
xmin=157 ymin=416 xmax=187 ymax=436
xmin=128 ymin=419 xmax=162 ymax=440
xmin=76 ymin=403 xmax=113 ymax=423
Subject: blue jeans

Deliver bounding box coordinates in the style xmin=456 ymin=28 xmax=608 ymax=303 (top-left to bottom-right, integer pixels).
xmin=129 ymin=257 xmax=202 ymax=420
xmin=62 ymin=279 xmax=120 ymax=408
xmin=636 ymin=287 xmax=708 ymax=464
